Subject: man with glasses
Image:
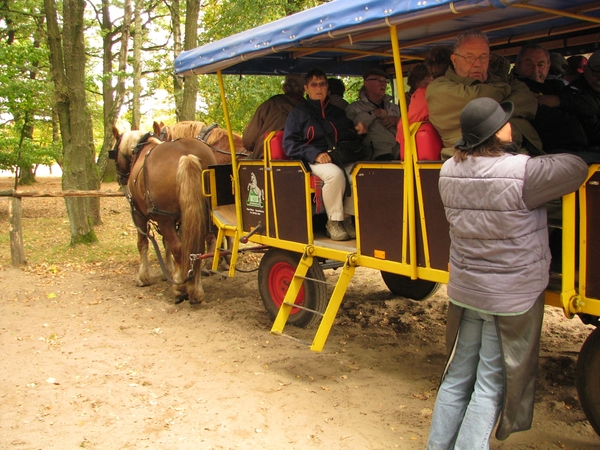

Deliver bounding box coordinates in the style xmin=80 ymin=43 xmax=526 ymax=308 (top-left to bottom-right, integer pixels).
xmin=346 ymin=68 xmax=400 ymax=160
xmin=427 ymin=30 xmax=542 ymax=159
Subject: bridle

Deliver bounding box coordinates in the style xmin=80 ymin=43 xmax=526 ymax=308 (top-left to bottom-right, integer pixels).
xmin=108 ymin=133 xmax=131 ymax=185
xmin=109 ymin=132 xmax=157 ymax=185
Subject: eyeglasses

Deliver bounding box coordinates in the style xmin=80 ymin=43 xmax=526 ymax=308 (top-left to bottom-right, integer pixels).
xmin=454 ymin=53 xmax=490 ymax=65
xmin=365 ymin=77 xmax=389 ymax=84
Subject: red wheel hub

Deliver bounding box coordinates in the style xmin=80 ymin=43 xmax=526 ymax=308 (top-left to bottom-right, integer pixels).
xmin=268 ymin=261 xmax=305 ymax=314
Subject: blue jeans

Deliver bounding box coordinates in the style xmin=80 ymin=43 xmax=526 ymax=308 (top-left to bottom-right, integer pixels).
xmin=426 ymin=308 xmax=504 ymax=450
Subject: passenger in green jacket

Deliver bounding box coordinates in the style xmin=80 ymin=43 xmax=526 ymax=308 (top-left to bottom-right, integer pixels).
xmin=426 ymin=30 xmax=543 ymax=160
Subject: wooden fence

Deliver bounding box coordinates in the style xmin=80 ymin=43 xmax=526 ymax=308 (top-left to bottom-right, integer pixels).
xmin=0 ymin=189 xmax=124 ymax=266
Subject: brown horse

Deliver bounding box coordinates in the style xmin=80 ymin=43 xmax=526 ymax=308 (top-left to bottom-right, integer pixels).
xmin=155 ymin=120 xmax=249 ymax=164
xmin=110 ymin=127 xmax=217 ymax=304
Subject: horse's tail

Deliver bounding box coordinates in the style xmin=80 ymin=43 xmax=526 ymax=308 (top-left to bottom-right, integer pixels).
xmin=176 ymin=155 xmax=207 ymax=276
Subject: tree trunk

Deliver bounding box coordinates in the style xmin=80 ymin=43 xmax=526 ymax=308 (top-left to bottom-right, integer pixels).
xmin=179 ymin=0 xmax=200 ymax=121
xmin=44 ymin=0 xmax=100 ymax=243
xmin=99 ymin=0 xmax=131 ymax=182
xmin=170 ymin=0 xmax=184 ymax=120
xmin=131 ymin=0 xmax=142 ymax=130
xmin=9 ymin=197 xmax=26 ymax=266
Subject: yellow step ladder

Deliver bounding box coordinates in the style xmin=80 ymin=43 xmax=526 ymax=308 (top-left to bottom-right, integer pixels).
xmin=270 ymin=248 xmax=357 ymax=352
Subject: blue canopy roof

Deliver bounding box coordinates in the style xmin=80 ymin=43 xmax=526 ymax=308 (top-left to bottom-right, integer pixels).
xmin=175 ymin=0 xmax=600 ymax=77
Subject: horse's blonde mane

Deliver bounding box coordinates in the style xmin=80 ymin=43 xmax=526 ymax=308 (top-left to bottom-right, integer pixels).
xmin=166 ymin=121 xmax=208 ymax=140
xmin=158 ymin=121 xmax=247 ymax=160
xmin=119 ymin=130 xmax=151 ymax=157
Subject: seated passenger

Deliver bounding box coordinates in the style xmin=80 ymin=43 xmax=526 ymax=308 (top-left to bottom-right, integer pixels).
xmin=548 ymin=52 xmax=568 ymax=81
xmin=397 ymin=47 xmax=451 ymax=160
xmin=328 ymin=77 xmax=349 ymax=110
xmin=512 ymin=43 xmax=588 ymax=152
xmin=537 ymin=50 xmax=600 ymax=158
xmin=242 ymin=73 xmax=305 ymax=159
xmin=563 ymin=55 xmax=587 ymax=84
xmin=427 ymin=30 xmax=542 ymax=160
xmin=406 ymin=63 xmax=431 ymax=108
xmin=488 ymin=53 xmax=511 ymax=82
xmin=406 ymin=63 xmax=432 ymax=123
xmin=407 ymin=46 xmax=452 ymax=124
xmin=346 ymin=68 xmax=400 ymax=160
xmin=283 ymin=68 xmax=365 ymax=241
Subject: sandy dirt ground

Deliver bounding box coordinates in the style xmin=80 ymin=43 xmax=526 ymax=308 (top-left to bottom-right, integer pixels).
xmin=1 ymin=178 xmax=600 ymax=449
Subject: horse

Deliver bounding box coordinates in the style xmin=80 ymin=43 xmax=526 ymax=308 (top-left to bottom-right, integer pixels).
xmin=155 ymin=120 xmax=249 ymax=164
xmin=110 ymin=127 xmax=218 ymax=304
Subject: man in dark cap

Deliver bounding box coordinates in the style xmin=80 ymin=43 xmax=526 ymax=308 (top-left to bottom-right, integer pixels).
xmin=346 ymin=68 xmax=400 ymax=160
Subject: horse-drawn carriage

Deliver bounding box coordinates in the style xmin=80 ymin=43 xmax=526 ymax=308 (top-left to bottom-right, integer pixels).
xmin=115 ymin=0 xmax=600 ymax=435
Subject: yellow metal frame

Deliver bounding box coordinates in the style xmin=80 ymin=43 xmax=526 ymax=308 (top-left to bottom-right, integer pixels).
xmin=544 ymin=165 xmax=600 ymax=318
xmin=207 ymin=18 xmax=600 ymax=353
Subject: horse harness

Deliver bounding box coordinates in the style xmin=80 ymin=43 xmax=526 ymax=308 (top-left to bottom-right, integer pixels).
xmin=112 ymin=131 xmax=212 ymax=286
xmin=196 ymin=123 xmax=250 ymax=159
xmin=122 ymin=133 xmax=180 ymax=220
xmin=124 ymin=134 xmax=200 ymax=286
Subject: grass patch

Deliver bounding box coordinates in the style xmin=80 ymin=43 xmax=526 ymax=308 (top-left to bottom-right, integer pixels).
xmin=0 ymin=179 xmax=141 ymax=269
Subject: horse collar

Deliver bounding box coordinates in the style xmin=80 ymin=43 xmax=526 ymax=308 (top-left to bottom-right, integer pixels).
xmin=132 ymin=132 xmax=158 ymax=155
xmin=197 ymin=123 xmax=219 ymax=142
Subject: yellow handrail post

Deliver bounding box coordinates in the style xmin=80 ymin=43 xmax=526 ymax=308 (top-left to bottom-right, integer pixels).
xmin=390 ymin=25 xmax=417 ymax=279
xmin=216 ymin=70 xmax=244 ymax=235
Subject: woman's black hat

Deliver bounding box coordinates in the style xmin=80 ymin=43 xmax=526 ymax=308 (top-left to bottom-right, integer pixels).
xmin=455 ymin=98 xmax=514 ymax=150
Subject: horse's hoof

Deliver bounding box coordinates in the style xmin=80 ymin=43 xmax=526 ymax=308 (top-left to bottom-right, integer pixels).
xmin=189 ymin=298 xmax=204 ymax=307
xmin=174 ymin=292 xmax=189 ymax=305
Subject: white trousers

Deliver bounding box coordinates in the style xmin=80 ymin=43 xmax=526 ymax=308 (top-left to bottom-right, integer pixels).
xmin=308 ymin=162 xmax=354 ymax=221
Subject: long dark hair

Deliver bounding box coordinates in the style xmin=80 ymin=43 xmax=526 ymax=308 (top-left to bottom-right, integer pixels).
xmin=453 ymin=135 xmax=518 ymax=162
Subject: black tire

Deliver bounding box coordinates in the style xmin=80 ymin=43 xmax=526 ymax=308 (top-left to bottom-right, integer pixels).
xmin=380 ymin=272 xmax=440 ymax=301
xmin=258 ymin=248 xmax=327 ymax=328
xmin=576 ymin=326 xmax=600 ymax=436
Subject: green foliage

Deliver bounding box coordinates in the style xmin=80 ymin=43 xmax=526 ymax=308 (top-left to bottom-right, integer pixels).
xmin=1 ymin=0 xmax=330 ymax=177
xmin=0 ymin=0 xmax=57 ymax=175
xmin=200 ymin=0 xmax=323 ymax=42
xmin=196 ymin=75 xmax=284 ymax=133
xmin=194 ymin=0 xmax=326 ymax=132
xmin=0 ymin=133 xmax=59 ymax=172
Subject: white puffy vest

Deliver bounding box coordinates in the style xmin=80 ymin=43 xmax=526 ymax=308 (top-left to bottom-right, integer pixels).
xmin=439 ymin=153 xmax=550 ymax=314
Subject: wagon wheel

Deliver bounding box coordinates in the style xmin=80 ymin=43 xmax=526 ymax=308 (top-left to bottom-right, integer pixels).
xmin=258 ymin=248 xmax=327 ymax=328
xmin=576 ymin=325 xmax=600 ymax=436
xmin=380 ymin=272 xmax=440 ymax=301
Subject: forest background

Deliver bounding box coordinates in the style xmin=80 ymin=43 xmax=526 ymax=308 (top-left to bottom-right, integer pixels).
xmin=0 ymin=0 xmax=367 ymax=244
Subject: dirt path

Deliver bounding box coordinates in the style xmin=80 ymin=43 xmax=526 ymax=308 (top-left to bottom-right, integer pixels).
xmin=1 ymin=178 xmax=599 ymax=449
